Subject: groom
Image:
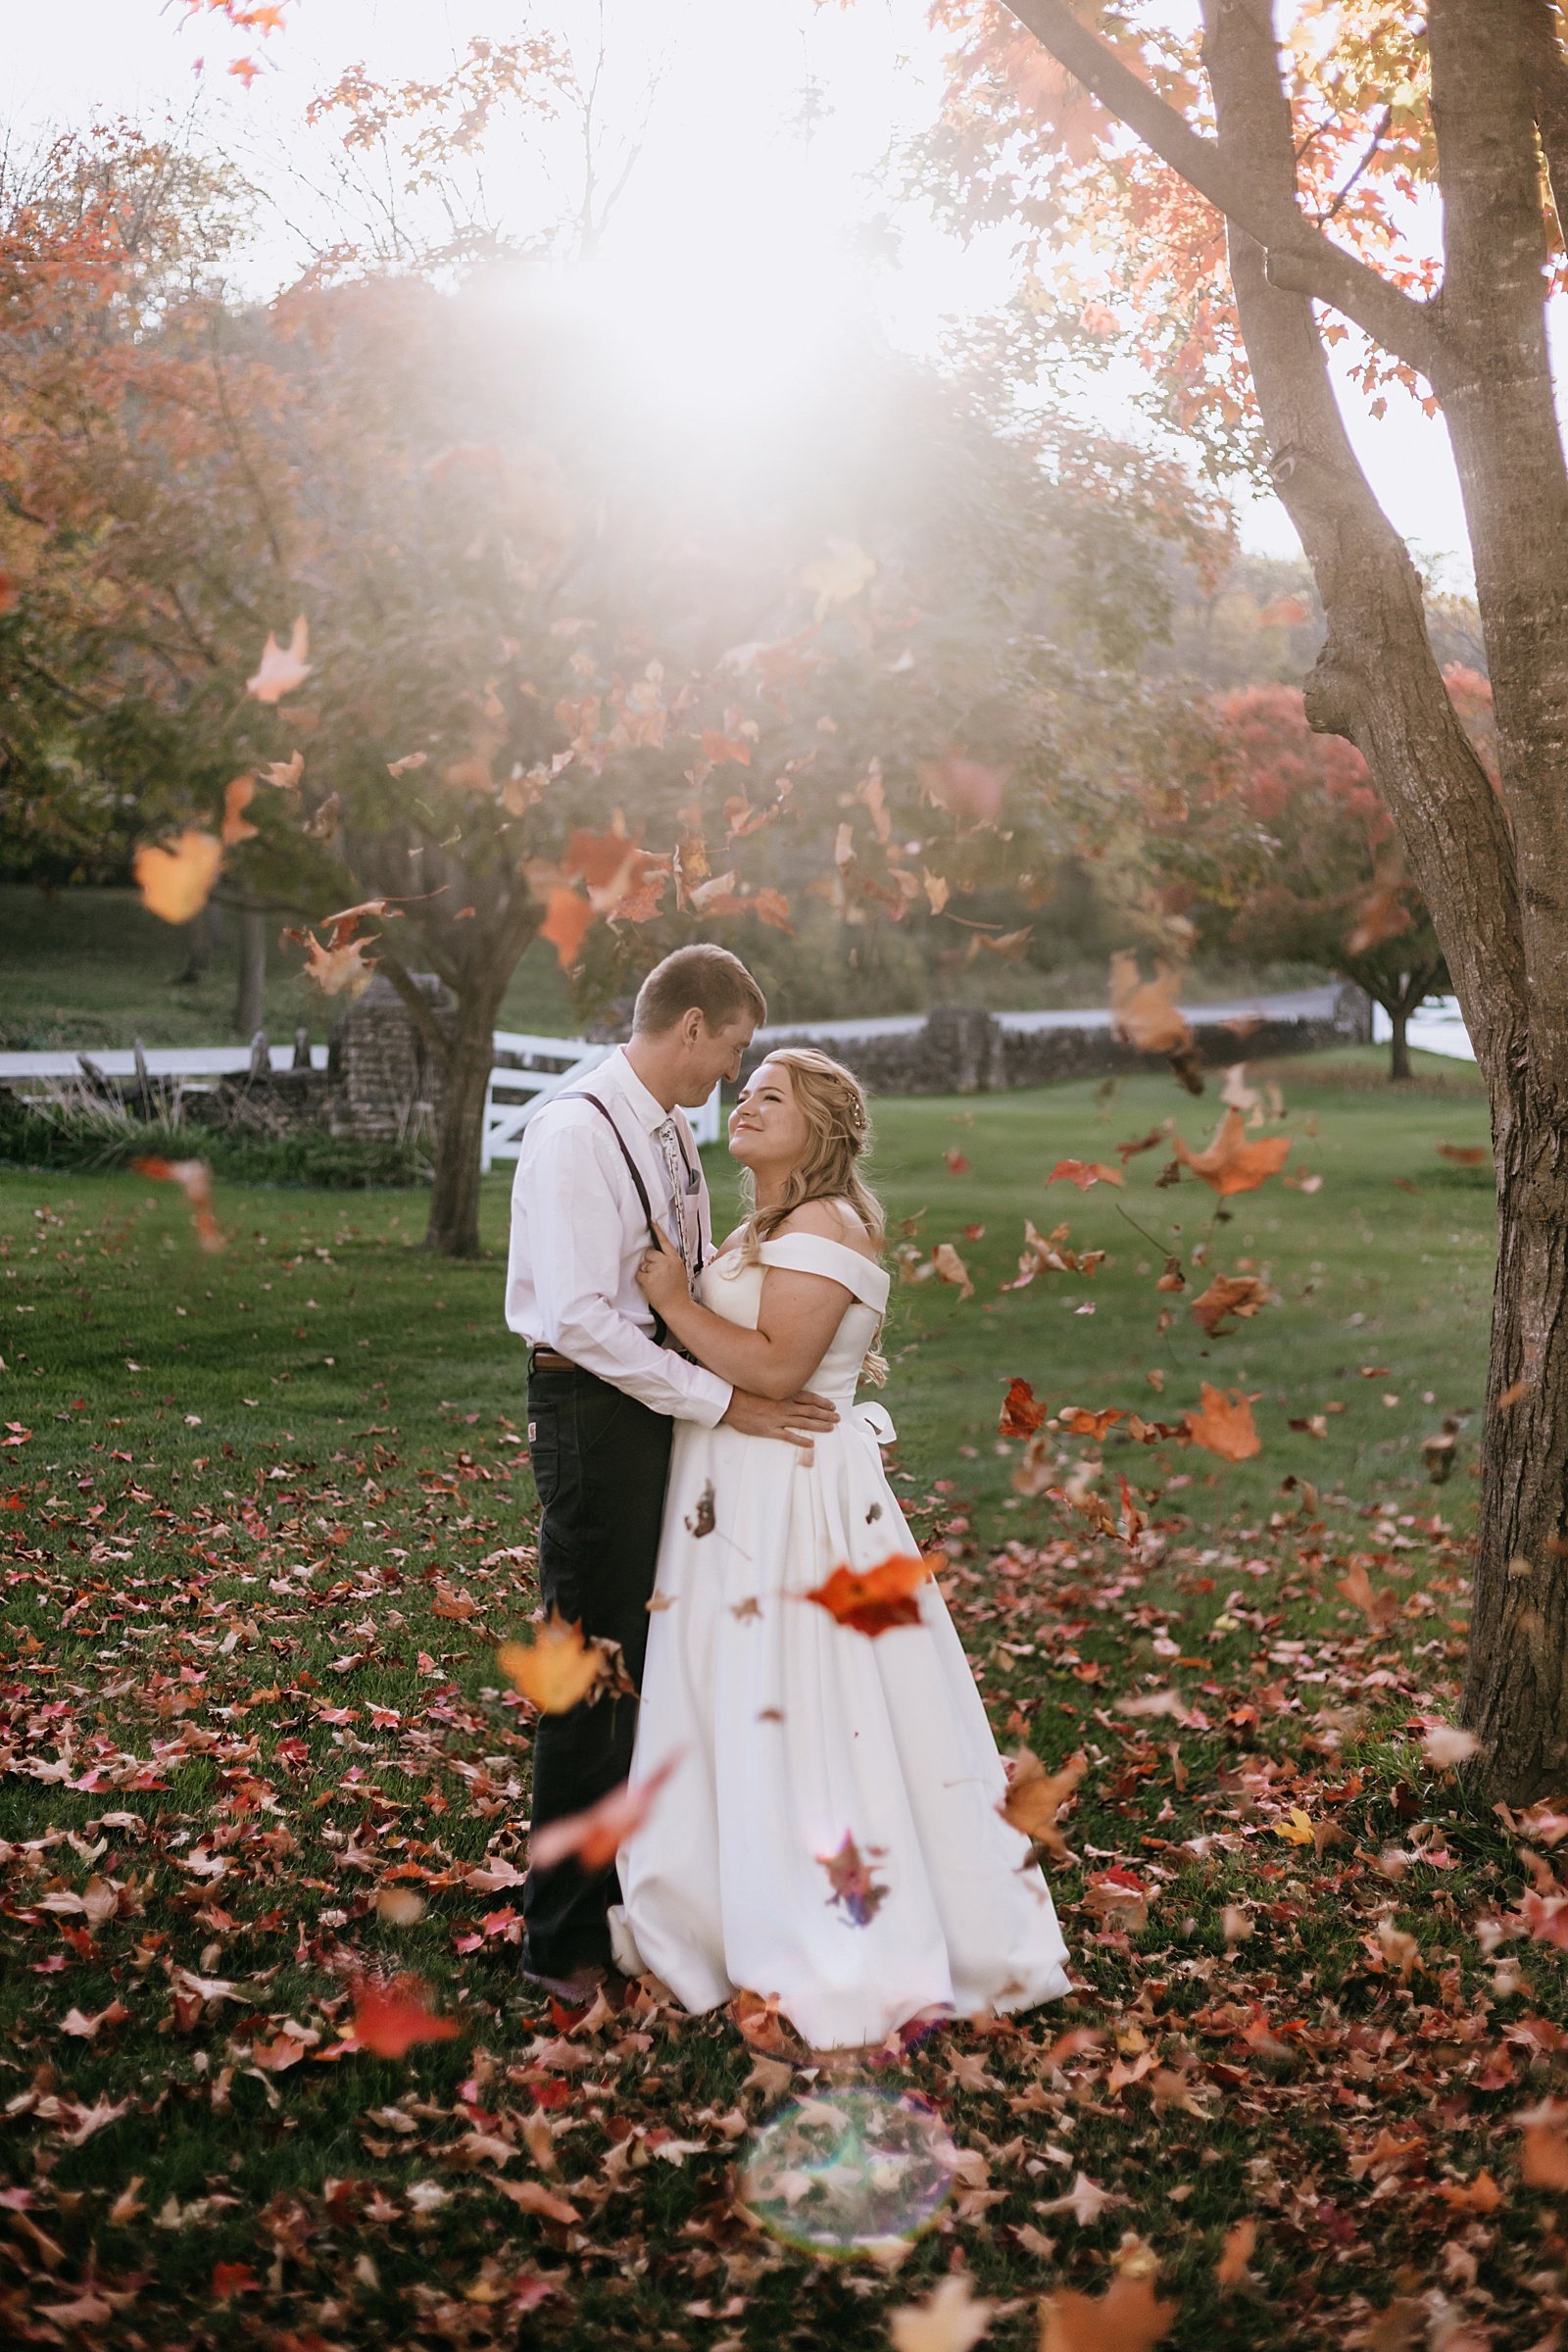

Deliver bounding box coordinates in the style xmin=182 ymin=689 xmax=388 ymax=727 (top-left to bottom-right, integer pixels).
xmin=505 ymin=944 xmax=839 ymax=2001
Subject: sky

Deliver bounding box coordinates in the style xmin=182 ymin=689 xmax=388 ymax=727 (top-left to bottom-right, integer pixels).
xmin=2 ymin=0 xmax=1478 ymax=584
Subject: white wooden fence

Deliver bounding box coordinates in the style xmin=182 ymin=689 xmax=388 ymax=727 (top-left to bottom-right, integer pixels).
xmin=0 ymin=1031 xmax=723 ymax=1173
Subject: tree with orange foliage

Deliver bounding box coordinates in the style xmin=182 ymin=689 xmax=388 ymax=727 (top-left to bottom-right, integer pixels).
xmin=1145 ymin=681 xmax=1449 ymax=1080
xmin=906 ymin=0 xmax=1568 ymax=1799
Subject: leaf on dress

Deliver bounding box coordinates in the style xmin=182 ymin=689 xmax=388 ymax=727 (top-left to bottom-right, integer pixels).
xmin=804 ymin=1552 xmax=932 ymax=1637
xmin=685 ymin=1479 xmax=716 ymax=1538
xmin=496 ymin=1609 xmax=608 ymax=1713
xmin=817 ymin=1830 xmax=891 ymax=1927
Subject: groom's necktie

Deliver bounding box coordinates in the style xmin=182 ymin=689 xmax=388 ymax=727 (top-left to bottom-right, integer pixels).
xmin=652 ymin=1116 xmax=694 ymax=1278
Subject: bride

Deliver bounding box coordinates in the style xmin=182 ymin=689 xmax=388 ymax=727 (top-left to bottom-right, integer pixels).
xmin=606 ymin=1045 xmax=1073 ymax=2051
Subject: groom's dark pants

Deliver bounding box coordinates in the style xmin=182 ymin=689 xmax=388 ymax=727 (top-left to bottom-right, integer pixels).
xmin=520 ymin=1358 xmax=674 ymax=1976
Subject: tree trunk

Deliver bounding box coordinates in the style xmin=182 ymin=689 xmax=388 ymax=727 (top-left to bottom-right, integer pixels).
xmin=1461 ymin=1142 xmax=1568 ymax=1800
xmin=232 ymin=906 xmax=267 ymax=1040
xmin=1387 ymin=1001 xmax=1412 ymax=1082
xmin=423 ymin=993 xmax=501 ymax=1259
xmin=172 ymin=903 xmax=218 ymax=985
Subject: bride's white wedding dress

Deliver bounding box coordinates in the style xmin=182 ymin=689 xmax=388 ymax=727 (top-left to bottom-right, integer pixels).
xmin=606 ymin=1224 xmax=1073 ymax=2050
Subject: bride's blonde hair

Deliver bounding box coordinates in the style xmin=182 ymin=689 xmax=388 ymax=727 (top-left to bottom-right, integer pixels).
xmin=736 ymin=1047 xmax=888 ymax=1385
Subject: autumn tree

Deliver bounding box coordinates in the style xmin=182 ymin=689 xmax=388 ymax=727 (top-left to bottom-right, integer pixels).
xmin=909 ymin=0 xmax=1568 ymax=1798
xmin=1145 ymin=681 xmax=1448 ymax=1080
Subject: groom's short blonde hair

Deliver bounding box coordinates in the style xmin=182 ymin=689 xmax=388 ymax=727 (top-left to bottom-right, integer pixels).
xmin=632 ymin=945 xmax=766 ymax=1037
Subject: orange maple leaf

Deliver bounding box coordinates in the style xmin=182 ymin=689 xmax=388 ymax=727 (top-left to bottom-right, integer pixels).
xmin=816 ymin=1830 xmax=891 ymax=1926
xmin=804 ymin=1552 xmax=934 ymax=1638
xmin=1189 ymin=1272 xmax=1270 ymax=1335
xmin=753 ymin=887 xmax=795 ymax=935
xmin=1183 ymin=1383 xmax=1261 ymax=1461
xmin=496 ymin=1610 xmax=607 ymax=1714
xmin=1039 ymin=2269 xmax=1178 ymax=2352
xmin=999 ymin=1747 xmax=1086 ymax=1858
xmin=350 ymin=1978 xmax=460 ymax=2061
xmin=1173 ymin=1108 xmax=1292 ymax=1196
xmin=133 ymin=830 xmax=223 ymax=925
xmin=1000 ymin=1378 xmax=1049 ymax=1437
xmin=1059 ymin=1406 xmax=1122 ymax=1439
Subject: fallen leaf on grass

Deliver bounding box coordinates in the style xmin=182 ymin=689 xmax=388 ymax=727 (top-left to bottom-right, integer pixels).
xmin=804 ymin=1552 xmax=933 ymax=1637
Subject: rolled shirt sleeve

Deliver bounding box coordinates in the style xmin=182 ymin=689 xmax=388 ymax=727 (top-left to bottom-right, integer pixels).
xmin=506 ymin=1114 xmax=732 ymax=1426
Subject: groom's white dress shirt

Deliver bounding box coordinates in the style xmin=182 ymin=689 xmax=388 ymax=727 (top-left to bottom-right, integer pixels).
xmin=504 ymin=1044 xmax=732 ymax=1424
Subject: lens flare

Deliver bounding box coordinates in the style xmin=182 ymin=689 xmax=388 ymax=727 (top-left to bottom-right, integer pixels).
xmin=738 ymin=2084 xmax=958 ymax=2258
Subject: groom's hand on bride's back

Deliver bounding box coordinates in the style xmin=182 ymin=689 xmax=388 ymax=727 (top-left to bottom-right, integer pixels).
xmin=721 ymin=1388 xmax=839 ymax=1451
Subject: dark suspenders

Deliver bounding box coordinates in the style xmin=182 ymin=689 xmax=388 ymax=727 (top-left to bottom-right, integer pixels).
xmin=576 ymin=1091 xmax=704 ymax=1347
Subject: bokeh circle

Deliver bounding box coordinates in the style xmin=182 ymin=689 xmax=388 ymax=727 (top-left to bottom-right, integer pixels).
xmin=737 ymin=2084 xmax=958 ymax=2258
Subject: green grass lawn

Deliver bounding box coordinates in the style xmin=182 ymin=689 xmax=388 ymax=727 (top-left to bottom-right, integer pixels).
xmin=6 ymin=1067 xmax=1562 ymax=2351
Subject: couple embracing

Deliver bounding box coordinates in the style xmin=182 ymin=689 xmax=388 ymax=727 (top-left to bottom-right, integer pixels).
xmin=505 ymin=944 xmax=1072 ymax=2052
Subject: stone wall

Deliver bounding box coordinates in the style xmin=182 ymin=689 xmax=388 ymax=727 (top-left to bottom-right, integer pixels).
xmin=175 ymin=975 xmax=451 ymax=1144
xmin=738 ymin=985 xmax=1371 ymax=1098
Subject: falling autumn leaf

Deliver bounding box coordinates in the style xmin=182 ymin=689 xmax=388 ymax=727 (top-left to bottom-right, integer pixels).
xmin=1000 ymin=1378 xmax=1049 ymax=1437
xmin=888 ymin=2271 xmax=995 ymax=2352
xmin=800 ymin=535 xmax=875 ymax=617
xmin=1437 ymin=1142 xmax=1490 ymax=1166
xmin=1423 ymin=1723 xmax=1481 ymax=1767
xmin=1039 ymin=2271 xmax=1177 ymax=2352
xmin=1049 ymin=1159 xmax=1125 ymax=1191
xmin=1174 ymin=1108 xmax=1293 ymax=1197
xmin=246 ymin=614 xmax=310 ymax=703
xmin=133 ymin=830 xmax=223 ymax=925
xmin=1108 ymin=951 xmax=1192 ymax=1054
xmin=261 ymin=749 xmax=304 ymax=789
xmin=1059 ymin=1406 xmax=1122 ymax=1440
xmin=540 ymin=886 xmax=594 ymax=972
xmin=497 ymin=1609 xmax=607 ymax=1714
xmin=350 ymin=1978 xmax=459 ymax=2061
xmin=1183 ymin=1384 xmax=1261 ymax=1461
xmin=804 ymin=1551 xmax=933 ymax=1637
xmin=1000 ymin=1747 xmax=1086 ymax=1859
xmin=529 ymin=1751 xmax=682 ymax=1873
xmin=281 ymin=903 xmax=388 ymax=998
xmin=1189 ymin=1273 xmax=1270 ymax=1336
xmin=684 ymin=1480 xmax=716 ymax=1539
xmin=1215 ymin=2218 xmax=1258 ymax=2286
xmin=221 ymin=775 xmax=259 ymax=845
xmin=921 ymin=753 xmax=1010 ymax=827
xmin=130 ymin=1157 xmax=224 ymax=1254
xmin=817 ymin=1829 xmax=891 ymax=1926
xmin=931 ymin=1242 xmax=974 ymax=1299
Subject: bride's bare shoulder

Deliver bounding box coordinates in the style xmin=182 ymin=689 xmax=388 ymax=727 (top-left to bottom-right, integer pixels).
xmin=776 ymin=1198 xmax=881 ymax=1261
